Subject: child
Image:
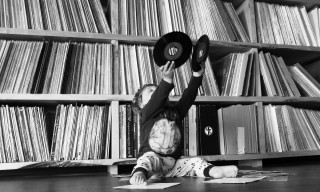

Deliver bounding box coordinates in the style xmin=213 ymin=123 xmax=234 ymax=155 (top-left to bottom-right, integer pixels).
xmin=130 ymin=61 xmax=238 ymax=185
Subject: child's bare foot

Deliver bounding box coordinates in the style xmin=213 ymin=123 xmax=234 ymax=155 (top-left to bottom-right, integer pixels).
xmin=209 ymin=165 xmax=238 ymax=178
xmin=130 ymin=171 xmax=147 ymax=185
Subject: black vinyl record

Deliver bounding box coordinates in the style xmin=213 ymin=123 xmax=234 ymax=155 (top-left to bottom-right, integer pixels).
xmin=153 ymin=31 xmax=192 ymax=68
xmin=192 ymin=35 xmax=210 ymax=72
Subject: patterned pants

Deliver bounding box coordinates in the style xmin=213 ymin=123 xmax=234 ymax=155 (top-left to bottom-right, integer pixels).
xmin=132 ymin=151 xmax=213 ymax=178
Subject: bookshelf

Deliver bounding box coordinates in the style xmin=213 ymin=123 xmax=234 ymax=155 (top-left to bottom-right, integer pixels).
xmin=1 ymin=0 xmax=320 ymax=175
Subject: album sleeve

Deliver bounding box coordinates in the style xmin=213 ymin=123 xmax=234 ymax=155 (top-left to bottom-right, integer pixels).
xmin=141 ymin=79 xmax=174 ymax=124
xmin=176 ymin=75 xmax=203 ymax=118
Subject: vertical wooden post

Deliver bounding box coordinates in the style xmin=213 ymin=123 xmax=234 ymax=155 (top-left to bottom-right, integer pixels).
xmin=111 ymin=101 xmax=120 ymax=159
xmin=111 ymin=40 xmax=119 ymax=95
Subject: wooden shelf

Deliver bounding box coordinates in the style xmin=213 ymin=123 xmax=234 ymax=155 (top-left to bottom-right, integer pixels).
xmin=1 ymin=94 xmax=320 ymax=106
xmin=83 ymin=151 xmax=320 ymax=166
xmin=200 ymin=150 xmax=320 ymax=161
xmin=2 ymin=150 xmax=317 ymax=170
xmin=0 ymin=94 xmax=132 ymax=105
xmin=193 ymin=96 xmax=320 ymax=108
xmin=2 ymin=28 xmax=320 ymax=52
xmin=0 ymin=158 xmax=136 ymax=171
xmin=193 ymin=96 xmax=320 ymax=103
xmin=0 ymin=27 xmax=158 ymax=45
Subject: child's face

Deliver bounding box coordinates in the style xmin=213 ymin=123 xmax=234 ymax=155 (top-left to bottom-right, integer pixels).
xmin=140 ymin=85 xmax=157 ymax=108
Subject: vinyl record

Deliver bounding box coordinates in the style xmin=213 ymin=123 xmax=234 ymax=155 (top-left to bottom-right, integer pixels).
xmin=192 ymin=35 xmax=210 ymax=72
xmin=153 ymin=31 xmax=192 ymax=68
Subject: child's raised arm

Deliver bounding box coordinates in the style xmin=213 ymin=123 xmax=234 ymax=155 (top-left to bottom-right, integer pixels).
xmin=192 ymin=62 xmax=205 ymax=77
xmin=159 ymin=61 xmax=175 ymax=84
xmin=140 ymin=61 xmax=175 ymax=122
xmin=175 ymin=62 xmax=206 ymax=118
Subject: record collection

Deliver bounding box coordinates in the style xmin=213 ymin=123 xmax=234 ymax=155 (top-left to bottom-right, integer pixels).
xmin=0 ymin=40 xmax=114 ymax=94
xmin=0 ymin=106 xmax=49 ymax=163
xmin=255 ymin=1 xmax=318 ymax=46
xmin=51 ymin=104 xmax=111 ymax=160
xmin=118 ymin=0 xmax=242 ymax=41
xmin=0 ymin=0 xmax=111 ymax=33
xmin=1 ymin=0 xmax=320 ymax=171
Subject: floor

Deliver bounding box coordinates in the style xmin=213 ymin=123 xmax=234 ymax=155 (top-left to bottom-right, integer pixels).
xmin=1 ymin=158 xmax=320 ymax=192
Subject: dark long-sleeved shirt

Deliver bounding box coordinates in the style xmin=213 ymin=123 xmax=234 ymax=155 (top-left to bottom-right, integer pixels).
xmin=137 ymin=75 xmax=203 ymax=160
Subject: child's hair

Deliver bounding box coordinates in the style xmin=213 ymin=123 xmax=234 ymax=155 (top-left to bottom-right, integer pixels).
xmin=131 ymin=83 xmax=157 ymax=114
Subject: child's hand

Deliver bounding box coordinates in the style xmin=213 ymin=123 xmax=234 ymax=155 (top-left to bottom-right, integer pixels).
xmin=159 ymin=61 xmax=175 ymax=84
xmin=193 ymin=61 xmax=205 ymax=77
xmin=130 ymin=171 xmax=147 ymax=185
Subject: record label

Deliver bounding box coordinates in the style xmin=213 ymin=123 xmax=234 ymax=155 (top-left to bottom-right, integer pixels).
xmin=164 ymin=42 xmax=183 ymax=61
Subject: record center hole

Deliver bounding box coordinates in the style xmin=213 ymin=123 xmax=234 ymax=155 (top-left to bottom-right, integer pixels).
xmin=198 ymin=50 xmax=203 ymax=58
xmin=168 ymin=47 xmax=179 ymax=56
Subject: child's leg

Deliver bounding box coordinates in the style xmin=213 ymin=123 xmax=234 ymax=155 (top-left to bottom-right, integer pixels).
xmin=165 ymin=157 xmax=238 ymax=178
xmin=165 ymin=157 xmax=212 ymax=177
xmin=130 ymin=151 xmax=176 ymax=185
xmin=209 ymin=165 xmax=238 ymax=178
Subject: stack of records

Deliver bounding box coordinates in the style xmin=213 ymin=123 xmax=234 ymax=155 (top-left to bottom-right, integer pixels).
xmin=0 ymin=0 xmax=111 ymax=33
xmin=51 ymin=104 xmax=111 ymax=161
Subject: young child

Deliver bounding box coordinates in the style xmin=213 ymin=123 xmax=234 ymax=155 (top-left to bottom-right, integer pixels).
xmin=130 ymin=61 xmax=238 ymax=185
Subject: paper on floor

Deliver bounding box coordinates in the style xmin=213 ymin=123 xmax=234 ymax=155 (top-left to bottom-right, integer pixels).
xmin=114 ymin=182 xmax=181 ymax=189
xmin=202 ymin=176 xmax=266 ymax=184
